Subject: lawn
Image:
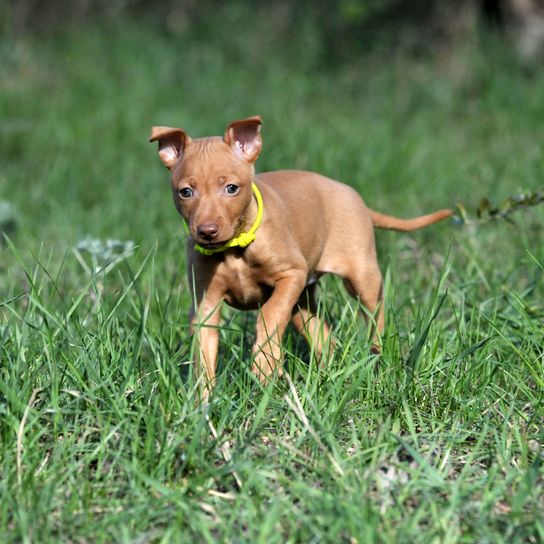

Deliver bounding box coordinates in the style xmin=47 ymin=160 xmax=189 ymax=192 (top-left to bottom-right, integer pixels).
xmin=1 ymin=9 xmax=543 ymax=543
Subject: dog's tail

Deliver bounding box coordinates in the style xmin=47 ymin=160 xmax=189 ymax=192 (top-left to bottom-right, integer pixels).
xmin=370 ymin=208 xmax=453 ymax=231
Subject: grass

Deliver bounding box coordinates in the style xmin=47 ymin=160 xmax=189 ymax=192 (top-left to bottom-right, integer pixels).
xmin=1 ymin=10 xmax=544 ymax=543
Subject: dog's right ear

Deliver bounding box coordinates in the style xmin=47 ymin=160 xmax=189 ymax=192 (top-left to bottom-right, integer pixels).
xmin=149 ymin=127 xmax=191 ymax=169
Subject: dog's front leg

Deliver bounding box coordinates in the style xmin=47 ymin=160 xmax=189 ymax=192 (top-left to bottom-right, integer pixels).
xmin=252 ymin=273 xmax=306 ymax=381
xmin=190 ymin=294 xmax=223 ymax=403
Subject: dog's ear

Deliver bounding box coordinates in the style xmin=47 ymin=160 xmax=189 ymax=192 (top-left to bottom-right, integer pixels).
xmin=224 ymin=116 xmax=262 ymax=163
xmin=149 ymin=126 xmax=191 ymax=169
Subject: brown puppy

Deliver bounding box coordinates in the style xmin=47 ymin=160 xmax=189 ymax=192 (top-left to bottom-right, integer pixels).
xmin=150 ymin=116 xmax=451 ymax=400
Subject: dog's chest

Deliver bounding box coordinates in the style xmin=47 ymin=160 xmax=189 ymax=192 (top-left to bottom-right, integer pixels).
xmin=219 ymin=254 xmax=272 ymax=310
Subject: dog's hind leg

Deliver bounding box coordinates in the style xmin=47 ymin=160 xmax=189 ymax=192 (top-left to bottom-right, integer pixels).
xmin=343 ymin=263 xmax=384 ymax=353
xmin=291 ymin=282 xmax=334 ymax=365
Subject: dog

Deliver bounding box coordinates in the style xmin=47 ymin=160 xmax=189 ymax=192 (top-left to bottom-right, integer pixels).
xmin=150 ymin=115 xmax=451 ymax=400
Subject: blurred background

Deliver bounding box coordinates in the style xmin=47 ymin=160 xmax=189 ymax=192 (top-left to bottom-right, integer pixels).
xmin=1 ymin=0 xmax=544 ymax=287
xmin=4 ymin=0 xmax=544 ymax=62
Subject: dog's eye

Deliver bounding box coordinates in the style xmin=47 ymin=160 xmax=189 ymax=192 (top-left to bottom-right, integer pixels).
xmin=225 ymin=184 xmax=239 ymax=195
xmin=178 ymin=187 xmax=193 ymax=199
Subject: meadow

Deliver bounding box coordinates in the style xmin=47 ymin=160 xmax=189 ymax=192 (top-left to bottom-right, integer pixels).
xmin=1 ymin=9 xmax=543 ymax=543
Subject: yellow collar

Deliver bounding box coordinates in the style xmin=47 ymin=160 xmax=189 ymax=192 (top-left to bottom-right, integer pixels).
xmin=184 ymin=182 xmax=264 ymax=256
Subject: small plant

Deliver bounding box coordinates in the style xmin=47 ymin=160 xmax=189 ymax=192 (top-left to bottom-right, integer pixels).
xmin=73 ymin=237 xmax=136 ymax=275
xmin=0 ymin=199 xmax=18 ymax=238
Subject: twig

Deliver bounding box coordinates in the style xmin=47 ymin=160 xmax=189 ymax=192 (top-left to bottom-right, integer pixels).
xmin=17 ymin=387 xmax=43 ymax=488
xmin=454 ymin=189 xmax=544 ymax=226
xmin=284 ymin=373 xmax=344 ymax=477
xmin=206 ymin=413 xmax=243 ymax=490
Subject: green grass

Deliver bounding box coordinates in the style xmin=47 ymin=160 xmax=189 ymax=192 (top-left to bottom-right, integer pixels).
xmin=1 ymin=11 xmax=544 ymax=543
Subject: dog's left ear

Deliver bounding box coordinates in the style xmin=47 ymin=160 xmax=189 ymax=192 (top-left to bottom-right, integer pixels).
xmin=224 ymin=115 xmax=262 ymax=163
xmin=149 ymin=126 xmax=191 ymax=169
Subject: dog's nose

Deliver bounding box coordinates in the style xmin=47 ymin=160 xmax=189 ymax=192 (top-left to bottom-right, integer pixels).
xmin=197 ymin=223 xmax=219 ymax=240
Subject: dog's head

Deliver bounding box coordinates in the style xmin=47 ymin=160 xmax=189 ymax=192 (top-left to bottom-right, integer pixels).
xmin=150 ymin=116 xmax=262 ymax=248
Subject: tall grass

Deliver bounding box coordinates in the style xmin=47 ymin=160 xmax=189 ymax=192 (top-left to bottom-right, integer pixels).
xmin=1 ymin=11 xmax=543 ymax=543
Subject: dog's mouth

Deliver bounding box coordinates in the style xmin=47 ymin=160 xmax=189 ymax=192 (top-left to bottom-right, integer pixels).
xmin=196 ymin=239 xmax=230 ymax=248
xmin=193 ymin=231 xmax=238 ymax=248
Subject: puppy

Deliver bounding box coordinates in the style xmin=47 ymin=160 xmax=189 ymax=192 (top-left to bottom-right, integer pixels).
xmin=150 ymin=116 xmax=451 ymax=399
